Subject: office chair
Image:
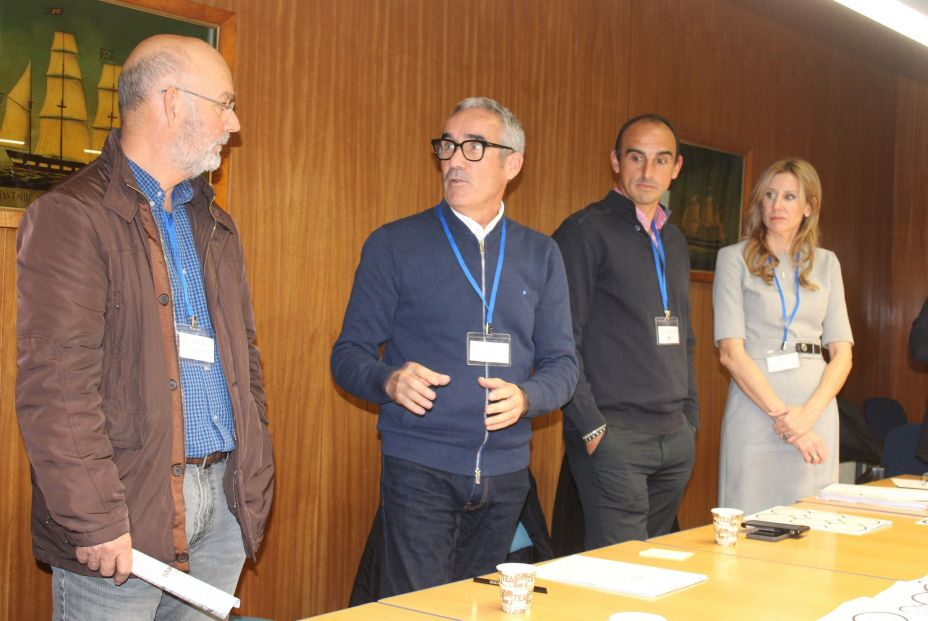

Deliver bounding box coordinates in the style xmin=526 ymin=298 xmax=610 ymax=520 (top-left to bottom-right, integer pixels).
xmin=863 ymin=397 xmax=908 ymax=443
xmin=881 ymin=424 xmax=928 ymax=477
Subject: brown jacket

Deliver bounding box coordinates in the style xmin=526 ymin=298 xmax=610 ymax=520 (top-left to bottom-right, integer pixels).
xmin=16 ymin=131 xmax=274 ymax=574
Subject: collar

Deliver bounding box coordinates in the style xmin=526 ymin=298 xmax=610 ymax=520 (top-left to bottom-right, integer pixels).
xmin=98 ymin=130 xmax=217 ymax=222
xmin=126 ymin=160 xmax=194 ymax=210
xmin=611 ymin=188 xmax=671 ymax=231
xmin=449 ymin=202 xmax=505 ymax=241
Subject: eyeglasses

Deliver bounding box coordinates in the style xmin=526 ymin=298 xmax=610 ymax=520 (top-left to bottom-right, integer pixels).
xmin=161 ymin=87 xmax=235 ymax=113
xmin=430 ymin=138 xmax=513 ymax=162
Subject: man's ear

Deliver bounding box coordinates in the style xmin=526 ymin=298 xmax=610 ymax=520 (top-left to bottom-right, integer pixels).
xmin=504 ymin=151 xmax=524 ymax=181
xmin=161 ymin=87 xmax=179 ymax=128
xmin=671 ymin=154 xmax=684 ymax=180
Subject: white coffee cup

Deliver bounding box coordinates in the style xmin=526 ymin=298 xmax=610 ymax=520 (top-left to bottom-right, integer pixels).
xmin=711 ymin=507 xmax=744 ymax=546
xmin=496 ymin=562 xmax=537 ymax=614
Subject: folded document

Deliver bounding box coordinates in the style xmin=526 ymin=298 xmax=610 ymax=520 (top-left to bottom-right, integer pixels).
xmin=535 ymin=554 xmax=707 ymax=598
xmin=816 ymin=483 xmax=928 ymax=511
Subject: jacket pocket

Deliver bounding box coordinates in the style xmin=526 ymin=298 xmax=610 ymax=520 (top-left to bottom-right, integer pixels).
xmin=101 ymin=399 xmax=144 ymax=449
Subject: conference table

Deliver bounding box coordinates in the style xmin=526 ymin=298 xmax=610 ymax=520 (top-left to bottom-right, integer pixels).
xmin=651 ymin=501 xmax=928 ymax=582
xmin=308 ymin=486 xmax=927 ymax=619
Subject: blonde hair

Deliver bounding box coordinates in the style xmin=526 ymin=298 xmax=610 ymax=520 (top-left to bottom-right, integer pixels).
xmin=742 ymin=158 xmax=822 ymax=290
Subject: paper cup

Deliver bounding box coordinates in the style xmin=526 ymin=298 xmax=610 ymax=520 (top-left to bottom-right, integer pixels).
xmin=711 ymin=507 xmax=743 ymax=546
xmin=496 ymin=562 xmax=537 ymax=614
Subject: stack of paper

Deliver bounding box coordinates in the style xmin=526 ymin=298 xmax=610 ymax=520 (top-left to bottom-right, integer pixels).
xmin=535 ymin=555 xmax=707 ymax=598
xmin=816 ymin=483 xmax=928 ymax=512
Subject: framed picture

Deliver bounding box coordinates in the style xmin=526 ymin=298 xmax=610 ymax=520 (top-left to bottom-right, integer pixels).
xmin=0 ymin=0 xmax=235 ymax=214
xmin=664 ymin=139 xmax=749 ymax=281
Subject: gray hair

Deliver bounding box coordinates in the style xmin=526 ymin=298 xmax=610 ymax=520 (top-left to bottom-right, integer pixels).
xmin=118 ymin=50 xmax=187 ymax=114
xmin=452 ymin=97 xmax=525 ymax=154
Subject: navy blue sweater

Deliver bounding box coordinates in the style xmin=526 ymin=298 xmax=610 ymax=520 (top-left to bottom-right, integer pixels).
xmin=331 ymin=203 xmax=578 ymax=476
xmin=553 ymin=191 xmax=699 ymax=437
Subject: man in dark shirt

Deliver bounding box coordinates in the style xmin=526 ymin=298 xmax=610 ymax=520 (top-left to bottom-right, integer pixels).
xmin=553 ymin=114 xmax=698 ymax=549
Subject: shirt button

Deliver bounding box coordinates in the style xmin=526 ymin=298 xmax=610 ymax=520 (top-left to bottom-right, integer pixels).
xmin=176 ymin=552 xmax=189 ymax=563
xmin=171 ymin=464 xmax=184 ymax=476
xmin=169 ymin=379 xmax=178 ymax=390
xmin=158 ymin=293 xmax=170 ymax=305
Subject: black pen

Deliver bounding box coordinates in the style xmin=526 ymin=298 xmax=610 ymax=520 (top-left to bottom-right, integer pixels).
xmin=472 ymin=576 xmax=548 ymax=594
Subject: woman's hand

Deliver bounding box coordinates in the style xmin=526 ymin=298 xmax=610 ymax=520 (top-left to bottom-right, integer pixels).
xmin=788 ymin=430 xmax=828 ymax=464
xmin=772 ymin=404 xmax=819 ymax=441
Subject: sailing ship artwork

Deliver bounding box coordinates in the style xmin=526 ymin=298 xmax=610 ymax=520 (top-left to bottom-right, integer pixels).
xmin=1 ymin=33 xmax=120 ymax=185
xmin=0 ymin=0 xmax=214 ymax=210
xmin=666 ymin=142 xmax=746 ymax=274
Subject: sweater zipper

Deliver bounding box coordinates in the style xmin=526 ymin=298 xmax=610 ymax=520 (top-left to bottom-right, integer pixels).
xmin=474 ymin=237 xmax=490 ymax=485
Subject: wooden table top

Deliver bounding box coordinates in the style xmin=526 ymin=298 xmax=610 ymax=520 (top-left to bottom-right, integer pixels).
xmin=303 ymin=601 xmax=446 ymax=619
xmin=652 ymin=501 xmax=928 ymax=581
xmin=378 ymin=540 xmax=893 ymax=620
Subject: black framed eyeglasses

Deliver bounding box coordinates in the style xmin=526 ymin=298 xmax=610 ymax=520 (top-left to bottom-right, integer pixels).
xmin=430 ymin=138 xmax=513 ymax=162
xmin=160 ymin=87 xmax=235 ymax=113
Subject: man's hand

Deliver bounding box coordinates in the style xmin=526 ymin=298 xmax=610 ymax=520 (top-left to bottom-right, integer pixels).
xmin=384 ymin=362 xmax=451 ymax=415
xmin=480 ymin=377 xmax=528 ymax=431
xmin=75 ymin=532 xmax=133 ymax=585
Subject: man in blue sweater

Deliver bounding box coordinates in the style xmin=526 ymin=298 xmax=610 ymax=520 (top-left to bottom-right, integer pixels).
xmin=331 ymin=97 xmax=578 ymax=596
xmin=553 ymin=114 xmax=699 ymax=549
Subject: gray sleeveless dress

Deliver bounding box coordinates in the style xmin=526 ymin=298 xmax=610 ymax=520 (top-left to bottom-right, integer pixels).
xmin=713 ymin=241 xmax=853 ymax=515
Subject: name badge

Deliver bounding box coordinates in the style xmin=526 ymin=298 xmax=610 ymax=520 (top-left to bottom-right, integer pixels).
xmin=176 ymin=324 xmax=215 ymax=363
xmin=467 ymin=332 xmax=511 ymax=367
xmin=655 ymin=316 xmax=680 ymax=346
xmin=766 ymin=351 xmax=800 ymax=373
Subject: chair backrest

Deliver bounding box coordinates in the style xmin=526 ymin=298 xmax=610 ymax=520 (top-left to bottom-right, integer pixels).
xmin=863 ymin=397 xmax=908 ymax=443
xmin=881 ymin=423 xmax=928 ymax=477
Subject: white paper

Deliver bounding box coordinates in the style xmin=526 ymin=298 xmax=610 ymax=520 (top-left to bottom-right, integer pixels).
xmin=535 ymin=554 xmax=707 ymax=598
xmin=817 ymin=483 xmax=928 ymax=511
xmin=177 ymin=331 xmax=215 ymax=363
xmin=468 ymin=339 xmax=510 ymax=365
xmin=638 ymin=548 xmax=693 ymax=561
xmin=746 ymin=506 xmax=891 ymax=536
xmin=131 ymin=549 xmax=240 ymax=619
xmin=817 ymin=575 xmax=928 ymax=620
xmin=892 ymin=477 xmax=928 ymax=490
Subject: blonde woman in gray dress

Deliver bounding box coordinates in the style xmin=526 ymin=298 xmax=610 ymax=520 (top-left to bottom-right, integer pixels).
xmin=713 ymin=158 xmax=853 ymax=515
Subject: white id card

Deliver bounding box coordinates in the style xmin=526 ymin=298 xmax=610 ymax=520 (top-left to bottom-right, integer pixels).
xmin=176 ymin=325 xmax=215 ymax=363
xmin=766 ymin=351 xmax=800 ymax=373
xmin=466 ymin=332 xmax=511 ymax=367
xmin=654 ymin=316 xmax=680 ymax=346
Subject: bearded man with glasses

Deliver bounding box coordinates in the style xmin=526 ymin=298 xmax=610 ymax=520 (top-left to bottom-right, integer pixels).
xmin=16 ymin=34 xmax=273 ymax=619
xmin=332 ymin=97 xmax=577 ymax=597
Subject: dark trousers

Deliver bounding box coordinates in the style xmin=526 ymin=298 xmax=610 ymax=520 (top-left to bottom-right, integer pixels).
xmin=379 ymin=455 xmax=529 ymax=597
xmin=565 ymin=423 xmax=695 ymax=550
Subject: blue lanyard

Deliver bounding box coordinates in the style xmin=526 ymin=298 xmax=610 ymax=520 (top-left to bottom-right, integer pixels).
xmin=161 ymin=209 xmax=196 ymax=326
xmin=437 ymin=206 xmax=506 ymax=333
xmin=771 ymin=256 xmax=800 ymax=350
xmin=648 ymin=221 xmax=670 ymax=319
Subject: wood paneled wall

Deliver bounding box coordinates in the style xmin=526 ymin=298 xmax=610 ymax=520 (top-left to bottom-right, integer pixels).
xmin=1 ymin=0 xmax=926 ymax=619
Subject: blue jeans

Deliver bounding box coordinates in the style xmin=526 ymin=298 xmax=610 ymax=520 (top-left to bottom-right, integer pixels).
xmin=379 ymin=455 xmax=529 ymax=597
xmin=52 ymin=460 xmax=246 ymax=621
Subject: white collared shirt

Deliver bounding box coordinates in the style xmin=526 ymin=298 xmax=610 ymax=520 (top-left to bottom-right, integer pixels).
xmin=449 ymin=202 xmax=505 ymax=241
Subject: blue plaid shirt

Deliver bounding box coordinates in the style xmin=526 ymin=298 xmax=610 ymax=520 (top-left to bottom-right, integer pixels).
xmin=129 ymin=161 xmax=236 ymax=457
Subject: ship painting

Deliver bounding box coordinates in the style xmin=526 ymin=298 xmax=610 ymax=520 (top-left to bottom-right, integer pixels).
xmin=0 ymin=31 xmax=121 ymax=188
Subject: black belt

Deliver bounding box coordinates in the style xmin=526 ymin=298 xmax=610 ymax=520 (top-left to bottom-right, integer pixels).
xmin=795 ymin=342 xmax=822 ymax=355
xmin=185 ymin=451 xmax=230 ymax=469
